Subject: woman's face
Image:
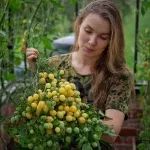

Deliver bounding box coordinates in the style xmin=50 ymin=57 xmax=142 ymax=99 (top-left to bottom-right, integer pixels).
xmin=77 ymin=13 xmax=111 ymax=60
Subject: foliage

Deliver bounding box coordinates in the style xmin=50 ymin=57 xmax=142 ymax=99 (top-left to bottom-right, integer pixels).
xmin=137 ymin=26 xmax=150 ymax=150
xmin=138 ymin=103 xmax=150 ymax=149
xmin=137 ymin=28 xmax=150 ymax=81
xmin=3 ymin=62 xmax=115 ymax=149
xmin=113 ymin=0 xmax=132 ymax=17
xmin=141 ymin=0 xmax=150 ymax=15
xmin=0 ymin=0 xmax=76 ymax=107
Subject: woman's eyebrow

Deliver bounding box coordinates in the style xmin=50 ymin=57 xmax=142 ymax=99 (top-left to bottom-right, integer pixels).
xmin=85 ymin=25 xmax=110 ymax=36
xmin=85 ymin=25 xmax=93 ymax=30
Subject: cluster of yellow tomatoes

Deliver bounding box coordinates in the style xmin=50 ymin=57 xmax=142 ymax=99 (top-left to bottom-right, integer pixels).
xmin=8 ymin=70 xmax=114 ymax=149
xmin=23 ymin=70 xmax=90 ymax=135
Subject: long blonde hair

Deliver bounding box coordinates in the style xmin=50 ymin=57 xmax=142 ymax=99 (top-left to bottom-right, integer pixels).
xmin=73 ymin=0 xmax=131 ymax=108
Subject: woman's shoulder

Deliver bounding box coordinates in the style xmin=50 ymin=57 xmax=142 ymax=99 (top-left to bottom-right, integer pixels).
xmin=106 ymin=69 xmax=134 ymax=115
xmin=47 ymin=53 xmax=71 ymax=67
xmin=110 ymin=68 xmax=134 ymax=85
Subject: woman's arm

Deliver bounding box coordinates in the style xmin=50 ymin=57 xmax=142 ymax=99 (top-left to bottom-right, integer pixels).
xmin=101 ymin=74 xmax=134 ymax=143
xmin=102 ymin=109 xmax=125 ymax=143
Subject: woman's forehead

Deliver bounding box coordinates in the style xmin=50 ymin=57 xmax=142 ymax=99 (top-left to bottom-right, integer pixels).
xmin=81 ymin=13 xmax=111 ymax=34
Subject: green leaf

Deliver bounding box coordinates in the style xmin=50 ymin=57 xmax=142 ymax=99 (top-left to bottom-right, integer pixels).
xmin=42 ymin=37 xmax=53 ymax=50
xmin=82 ymin=143 xmax=93 ymax=150
xmin=9 ymin=0 xmax=22 ymax=12
xmin=4 ymin=72 xmax=16 ymax=81
xmin=70 ymin=0 xmax=77 ymax=5
xmin=51 ymin=0 xmax=63 ymax=7
xmin=0 ymin=30 xmax=7 ymax=38
xmin=98 ymin=110 xmax=105 ymax=117
xmin=141 ymin=6 xmax=146 ymax=15
xmin=141 ymin=0 xmax=150 ymax=15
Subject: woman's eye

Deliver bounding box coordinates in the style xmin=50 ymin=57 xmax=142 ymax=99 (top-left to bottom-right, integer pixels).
xmin=99 ymin=36 xmax=109 ymax=40
xmin=101 ymin=37 xmax=107 ymax=40
xmin=84 ymin=28 xmax=92 ymax=34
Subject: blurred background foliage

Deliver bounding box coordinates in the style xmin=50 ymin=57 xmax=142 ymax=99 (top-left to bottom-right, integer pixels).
xmin=0 ymin=0 xmax=150 ymax=148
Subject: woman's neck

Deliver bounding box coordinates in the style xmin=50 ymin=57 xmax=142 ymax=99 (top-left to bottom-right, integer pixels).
xmin=73 ymin=51 xmax=97 ymax=66
xmin=71 ymin=51 xmax=95 ymax=75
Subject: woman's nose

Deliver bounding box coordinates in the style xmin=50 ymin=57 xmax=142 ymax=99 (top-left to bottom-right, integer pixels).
xmin=88 ymin=35 xmax=97 ymax=46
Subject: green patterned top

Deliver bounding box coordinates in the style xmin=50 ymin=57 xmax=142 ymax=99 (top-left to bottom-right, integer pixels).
xmin=40 ymin=53 xmax=133 ymax=116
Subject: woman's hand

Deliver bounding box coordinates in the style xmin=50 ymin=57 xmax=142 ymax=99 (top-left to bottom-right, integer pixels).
xmin=26 ymin=48 xmax=39 ymax=72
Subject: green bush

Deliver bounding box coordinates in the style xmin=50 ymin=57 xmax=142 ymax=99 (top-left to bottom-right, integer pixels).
xmin=137 ymin=28 xmax=150 ymax=150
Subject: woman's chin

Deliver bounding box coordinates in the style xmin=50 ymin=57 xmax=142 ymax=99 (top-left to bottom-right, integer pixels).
xmin=81 ymin=50 xmax=95 ymax=57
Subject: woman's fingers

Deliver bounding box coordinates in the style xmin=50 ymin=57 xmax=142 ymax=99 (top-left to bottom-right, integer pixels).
xmin=26 ymin=48 xmax=39 ymax=62
xmin=27 ymin=55 xmax=37 ymax=62
xmin=25 ymin=48 xmax=39 ymax=71
xmin=26 ymin=48 xmax=39 ymax=54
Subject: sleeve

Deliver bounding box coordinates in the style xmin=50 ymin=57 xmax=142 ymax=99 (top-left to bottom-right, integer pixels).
xmin=37 ymin=54 xmax=65 ymax=72
xmin=48 ymin=55 xmax=62 ymax=68
xmin=105 ymin=73 xmax=133 ymax=115
xmin=47 ymin=53 xmax=70 ymax=68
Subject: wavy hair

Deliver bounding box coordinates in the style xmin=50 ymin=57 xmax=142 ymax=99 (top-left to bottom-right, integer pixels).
xmin=73 ymin=0 xmax=132 ymax=108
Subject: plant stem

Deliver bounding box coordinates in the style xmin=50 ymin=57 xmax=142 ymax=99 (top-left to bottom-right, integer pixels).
xmin=0 ymin=0 xmax=9 ymax=27
xmin=28 ymin=0 xmax=43 ymax=32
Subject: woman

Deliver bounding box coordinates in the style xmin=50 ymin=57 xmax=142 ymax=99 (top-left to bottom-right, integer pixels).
xmin=26 ymin=0 xmax=133 ymax=149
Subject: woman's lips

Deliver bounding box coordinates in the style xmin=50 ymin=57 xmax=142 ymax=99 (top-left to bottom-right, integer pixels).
xmin=83 ymin=47 xmax=95 ymax=53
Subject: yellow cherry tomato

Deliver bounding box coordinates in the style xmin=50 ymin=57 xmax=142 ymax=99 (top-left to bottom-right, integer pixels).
xmin=48 ymin=73 xmax=55 ymax=80
xmin=55 ymin=127 xmax=61 ymax=133
xmin=59 ymin=95 xmax=66 ymax=101
xmin=78 ymin=116 xmax=86 ymax=124
xmin=49 ymin=110 xmax=57 ymax=116
xmin=66 ymin=115 xmax=73 ymax=122
xmin=39 ymin=78 xmax=46 ymax=84
xmin=31 ymin=102 xmax=37 ymax=109
xmin=69 ymin=105 xmax=77 ymax=113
